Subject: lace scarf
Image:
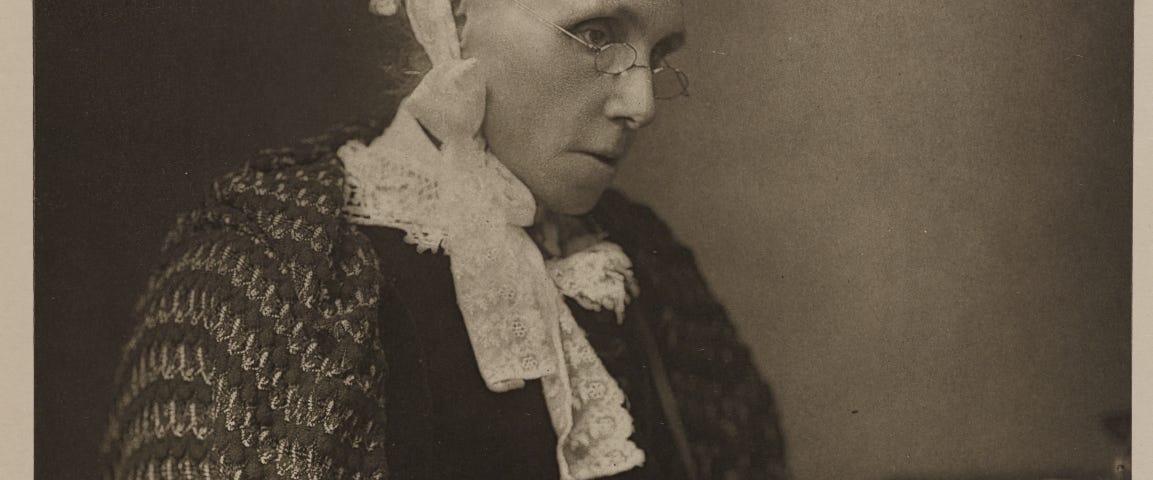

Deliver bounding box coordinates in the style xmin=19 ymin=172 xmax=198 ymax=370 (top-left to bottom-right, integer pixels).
xmin=338 ymin=44 xmax=645 ymax=480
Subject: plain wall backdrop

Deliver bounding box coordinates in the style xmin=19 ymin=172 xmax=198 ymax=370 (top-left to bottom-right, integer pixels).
xmin=35 ymin=1 xmax=1131 ymax=479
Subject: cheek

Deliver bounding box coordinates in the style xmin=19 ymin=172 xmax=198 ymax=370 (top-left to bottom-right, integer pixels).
xmin=477 ymin=46 xmax=591 ymax=143
xmin=484 ymin=71 xmax=584 ymax=160
xmin=469 ymin=34 xmax=600 ymax=171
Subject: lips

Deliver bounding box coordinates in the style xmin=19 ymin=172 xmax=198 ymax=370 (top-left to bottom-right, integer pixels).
xmin=584 ymin=151 xmax=621 ymax=167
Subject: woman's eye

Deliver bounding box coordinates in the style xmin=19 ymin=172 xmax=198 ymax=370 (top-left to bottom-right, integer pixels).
xmin=572 ymin=20 xmax=615 ymax=48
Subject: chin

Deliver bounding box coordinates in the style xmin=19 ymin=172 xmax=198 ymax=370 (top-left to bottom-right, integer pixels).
xmin=543 ymin=189 xmax=605 ymax=216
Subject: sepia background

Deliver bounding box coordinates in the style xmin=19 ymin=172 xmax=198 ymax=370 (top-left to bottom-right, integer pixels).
xmin=36 ymin=1 xmax=1131 ymax=479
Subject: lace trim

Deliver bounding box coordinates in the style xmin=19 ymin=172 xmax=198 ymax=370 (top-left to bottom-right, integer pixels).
xmin=546 ymin=243 xmax=640 ymax=323
xmin=555 ymin=311 xmax=646 ymax=479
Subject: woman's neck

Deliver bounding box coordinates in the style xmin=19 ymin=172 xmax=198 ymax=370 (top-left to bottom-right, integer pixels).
xmin=528 ymin=206 xmax=606 ymax=259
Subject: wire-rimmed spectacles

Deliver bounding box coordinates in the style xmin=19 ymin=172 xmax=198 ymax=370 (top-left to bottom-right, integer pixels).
xmin=507 ymin=0 xmax=689 ymax=100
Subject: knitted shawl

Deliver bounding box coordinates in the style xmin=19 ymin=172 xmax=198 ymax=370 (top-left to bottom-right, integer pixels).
xmin=101 ymin=121 xmax=789 ymax=480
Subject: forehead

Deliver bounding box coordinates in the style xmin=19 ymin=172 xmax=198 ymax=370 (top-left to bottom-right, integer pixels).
xmin=560 ymin=0 xmax=686 ymax=35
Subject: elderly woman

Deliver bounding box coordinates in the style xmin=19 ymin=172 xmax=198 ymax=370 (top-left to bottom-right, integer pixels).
xmin=101 ymin=0 xmax=787 ymax=478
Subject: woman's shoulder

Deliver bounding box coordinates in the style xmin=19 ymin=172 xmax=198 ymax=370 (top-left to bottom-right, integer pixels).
xmin=137 ymin=123 xmax=388 ymax=318
xmin=593 ymin=191 xmax=791 ymax=479
xmin=591 ymin=190 xmax=717 ymax=310
xmin=592 ymin=190 xmax=750 ymax=375
xmin=156 ymin=121 xmax=391 ymax=288
xmin=171 ymin=121 xmax=385 ymax=248
xmin=140 ymin=119 xmax=393 ymax=334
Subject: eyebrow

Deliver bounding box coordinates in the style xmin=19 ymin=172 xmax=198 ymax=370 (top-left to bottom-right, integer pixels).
xmin=570 ymin=0 xmax=688 ymax=50
xmin=660 ymin=31 xmax=687 ymax=55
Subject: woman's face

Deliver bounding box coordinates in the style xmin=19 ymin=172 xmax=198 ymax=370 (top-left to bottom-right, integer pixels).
xmin=459 ymin=0 xmax=686 ymax=215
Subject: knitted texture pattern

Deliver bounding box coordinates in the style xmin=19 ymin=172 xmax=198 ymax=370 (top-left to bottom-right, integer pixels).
xmin=101 ymin=122 xmax=392 ymax=479
xmin=102 ymin=121 xmax=789 ymax=479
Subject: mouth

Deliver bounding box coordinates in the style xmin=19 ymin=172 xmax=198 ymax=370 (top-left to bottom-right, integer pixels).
xmin=581 ymin=151 xmax=623 ymax=168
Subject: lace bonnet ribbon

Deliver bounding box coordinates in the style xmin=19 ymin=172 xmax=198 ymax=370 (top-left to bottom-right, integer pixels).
xmin=342 ymin=1 xmax=645 ymax=478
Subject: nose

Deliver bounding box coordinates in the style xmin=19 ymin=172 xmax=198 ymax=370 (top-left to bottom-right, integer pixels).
xmin=603 ymin=67 xmax=657 ymax=130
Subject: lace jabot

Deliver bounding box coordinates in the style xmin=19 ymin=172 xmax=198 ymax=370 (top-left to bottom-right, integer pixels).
xmin=339 ymin=57 xmax=644 ymax=479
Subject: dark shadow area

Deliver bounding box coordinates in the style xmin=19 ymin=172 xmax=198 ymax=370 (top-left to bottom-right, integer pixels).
xmin=35 ymin=1 xmax=399 ymax=477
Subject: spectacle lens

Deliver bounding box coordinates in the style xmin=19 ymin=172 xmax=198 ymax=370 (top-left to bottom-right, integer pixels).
xmin=652 ymin=66 xmax=688 ymax=100
xmin=507 ymin=0 xmax=690 ymax=100
xmin=594 ymin=44 xmax=638 ymax=75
